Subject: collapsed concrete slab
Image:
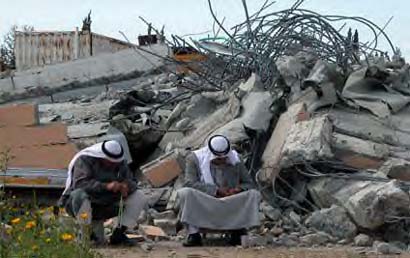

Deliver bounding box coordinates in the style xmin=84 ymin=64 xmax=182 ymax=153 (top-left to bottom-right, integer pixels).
xmin=332 ymin=133 xmax=389 ymax=169
xmin=308 ymin=177 xmax=376 ymax=208
xmin=345 ymin=180 xmax=410 ymax=229
xmin=329 ymin=108 xmax=410 ymax=148
xmin=280 ymin=115 xmax=333 ymax=168
xmin=260 ymin=103 xmax=309 ymax=184
xmin=213 ymin=91 xmax=274 ymax=143
xmin=309 ymin=178 xmax=410 ymax=230
xmin=67 ymin=122 xmax=110 ymax=139
xmin=0 ymin=44 xmax=168 ymax=103
xmin=176 ymin=93 xmax=241 ymax=149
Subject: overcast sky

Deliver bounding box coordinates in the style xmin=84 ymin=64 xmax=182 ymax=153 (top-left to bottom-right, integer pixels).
xmin=1 ymin=0 xmax=409 ymax=57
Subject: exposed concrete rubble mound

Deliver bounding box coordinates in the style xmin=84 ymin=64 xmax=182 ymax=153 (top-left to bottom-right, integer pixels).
xmin=5 ymin=0 xmax=410 ymax=254
xmin=305 ymin=205 xmax=357 ymax=240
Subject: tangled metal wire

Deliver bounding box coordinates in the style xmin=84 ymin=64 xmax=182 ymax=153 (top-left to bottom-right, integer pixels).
xmin=192 ymin=0 xmax=397 ymax=91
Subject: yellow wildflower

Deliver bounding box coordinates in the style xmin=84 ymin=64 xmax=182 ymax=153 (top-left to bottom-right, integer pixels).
xmin=61 ymin=233 xmax=75 ymax=241
xmin=25 ymin=211 xmax=30 ymax=216
xmin=11 ymin=218 xmax=21 ymax=225
xmin=32 ymin=245 xmax=39 ymax=251
xmin=79 ymin=212 xmax=89 ymax=220
xmin=25 ymin=221 xmax=36 ymax=229
xmin=39 ymin=229 xmax=46 ymax=235
xmin=45 ymin=238 xmax=51 ymax=243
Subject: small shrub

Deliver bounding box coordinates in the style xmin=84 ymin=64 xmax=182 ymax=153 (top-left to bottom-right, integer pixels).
xmin=0 ymin=149 xmax=100 ymax=258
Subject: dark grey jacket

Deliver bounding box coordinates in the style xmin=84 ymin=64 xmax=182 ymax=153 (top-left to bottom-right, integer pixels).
xmin=67 ymin=155 xmax=138 ymax=204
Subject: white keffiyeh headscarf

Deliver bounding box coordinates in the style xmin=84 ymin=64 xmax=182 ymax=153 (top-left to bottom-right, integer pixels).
xmin=62 ymin=140 xmax=124 ymax=195
xmin=193 ymin=135 xmax=240 ymax=185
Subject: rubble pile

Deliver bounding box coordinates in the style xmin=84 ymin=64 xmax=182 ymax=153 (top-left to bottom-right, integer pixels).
xmin=4 ymin=0 xmax=410 ymax=254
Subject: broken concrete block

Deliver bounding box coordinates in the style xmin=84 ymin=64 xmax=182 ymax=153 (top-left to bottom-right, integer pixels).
xmin=214 ymin=91 xmax=274 ymax=143
xmin=260 ymin=103 xmax=308 ymax=183
xmin=67 ymin=122 xmax=110 ymax=139
xmin=237 ymin=73 xmax=264 ymax=93
xmin=345 ymin=180 xmax=410 ymax=230
xmin=241 ymin=235 xmax=268 ymax=248
xmin=332 ymin=133 xmax=389 ymax=169
xmin=178 ymin=93 xmax=241 ymax=149
xmin=149 ymin=210 xmax=176 ymax=220
xmin=309 ymin=177 xmax=410 ymax=230
xmin=260 ymin=202 xmax=281 ymax=221
xmin=373 ymin=241 xmax=402 ymax=255
xmin=305 ymin=205 xmax=357 ymax=240
xmin=300 ymin=232 xmax=334 ymax=246
xmin=165 ymin=102 xmax=188 ymax=129
xmin=354 ymin=234 xmax=373 ymax=247
xmin=141 ymin=242 xmax=154 ymax=252
xmin=308 ymin=177 xmax=374 ymax=208
xmin=289 ymin=211 xmax=301 ymax=225
xmin=280 ymin=115 xmax=333 ymax=168
xmin=276 ymin=234 xmax=299 ymax=247
xmin=175 ymin=118 xmax=191 ymax=130
xmin=276 ymin=56 xmax=306 ymax=94
xmin=153 ymin=219 xmax=178 ymax=236
xmin=380 ymin=158 xmax=410 ymax=181
xmin=270 ymin=227 xmax=284 ymax=237
xmin=329 ymin=109 xmax=410 ymax=147
xmin=141 ymin=152 xmax=182 ymax=187
xmin=139 ymin=225 xmax=167 ymax=238
xmin=125 ymin=234 xmax=145 ymax=242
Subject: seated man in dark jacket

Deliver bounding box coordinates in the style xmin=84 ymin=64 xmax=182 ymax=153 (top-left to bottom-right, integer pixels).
xmin=177 ymin=135 xmax=261 ymax=246
xmin=60 ymin=140 xmax=146 ymax=245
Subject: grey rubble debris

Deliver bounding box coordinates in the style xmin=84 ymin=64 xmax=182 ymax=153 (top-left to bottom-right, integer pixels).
xmin=8 ymin=0 xmax=410 ymax=250
xmin=300 ymin=232 xmax=334 ymax=246
xmin=354 ymin=234 xmax=373 ymax=247
xmin=373 ymin=241 xmax=403 ymax=255
xmin=305 ymin=205 xmax=357 ymax=240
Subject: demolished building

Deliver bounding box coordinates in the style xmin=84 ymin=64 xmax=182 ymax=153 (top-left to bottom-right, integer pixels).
xmin=2 ymin=0 xmax=410 ymax=253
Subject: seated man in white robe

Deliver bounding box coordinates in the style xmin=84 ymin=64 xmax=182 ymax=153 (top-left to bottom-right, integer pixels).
xmin=59 ymin=140 xmax=147 ymax=245
xmin=177 ymin=135 xmax=261 ymax=246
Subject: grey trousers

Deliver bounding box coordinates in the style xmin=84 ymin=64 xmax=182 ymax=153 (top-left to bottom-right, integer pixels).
xmin=66 ymin=189 xmax=147 ymax=228
xmin=177 ymin=187 xmax=261 ymax=231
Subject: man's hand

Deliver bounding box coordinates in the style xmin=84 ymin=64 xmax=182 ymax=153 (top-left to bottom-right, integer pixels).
xmin=106 ymin=181 xmax=130 ymax=197
xmin=216 ymin=187 xmax=229 ymax=198
xmin=106 ymin=181 xmax=121 ymax=193
xmin=118 ymin=182 xmax=129 ymax=198
xmin=227 ymin=188 xmax=242 ymax=196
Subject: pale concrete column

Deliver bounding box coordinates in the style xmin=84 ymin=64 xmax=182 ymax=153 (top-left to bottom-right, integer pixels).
xmin=14 ymin=33 xmax=21 ymax=71
xmin=74 ymin=27 xmax=79 ymax=60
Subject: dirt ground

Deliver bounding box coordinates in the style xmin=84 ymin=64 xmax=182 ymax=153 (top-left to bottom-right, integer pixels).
xmin=98 ymin=242 xmax=405 ymax=258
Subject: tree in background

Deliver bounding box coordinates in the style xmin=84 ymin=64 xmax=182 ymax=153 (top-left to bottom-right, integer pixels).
xmin=0 ymin=25 xmax=34 ymax=70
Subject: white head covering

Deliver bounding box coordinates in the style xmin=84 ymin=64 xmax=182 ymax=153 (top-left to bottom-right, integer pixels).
xmin=62 ymin=140 xmax=124 ymax=195
xmin=208 ymin=135 xmax=230 ymax=156
xmin=193 ymin=135 xmax=240 ymax=185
